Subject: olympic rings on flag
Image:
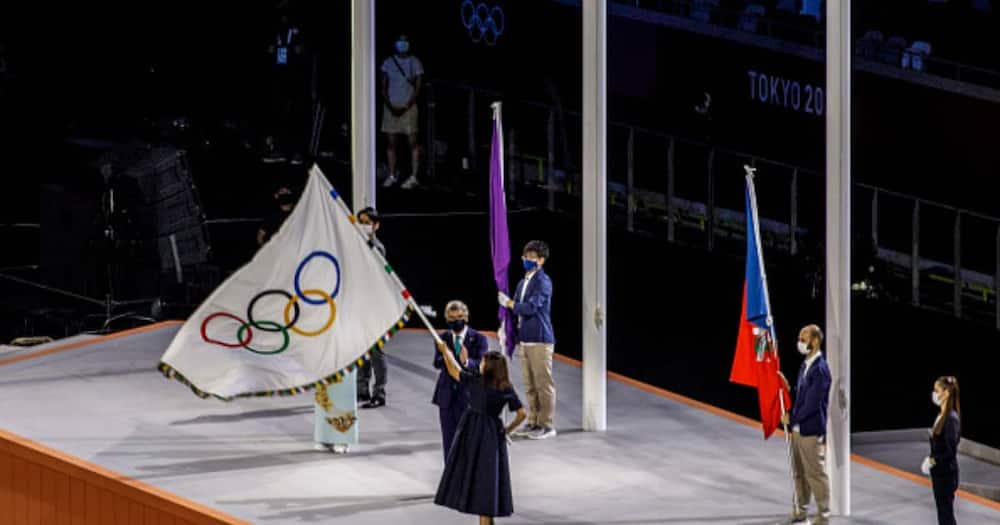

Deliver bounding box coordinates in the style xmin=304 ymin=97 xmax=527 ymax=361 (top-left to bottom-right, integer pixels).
xmin=237 ymin=320 xmax=290 ymax=355
xmin=461 ymin=0 xmax=504 ymax=46
xmin=284 ymin=289 xmax=337 ymax=337
xmin=201 ymin=312 xmax=254 ymax=348
xmin=295 ymin=250 xmax=341 ymax=305
xmin=248 ymin=289 xmax=300 ymax=332
xmin=200 ymin=250 xmax=342 ymax=354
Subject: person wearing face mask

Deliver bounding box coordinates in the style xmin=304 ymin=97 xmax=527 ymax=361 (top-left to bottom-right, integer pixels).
xmin=354 ymin=207 xmax=388 ymax=407
xmin=780 ymin=324 xmax=832 ymax=525
xmin=257 ymin=186 xmax=296 ymax=246
xmin=356 ymin=207 xmax=385 ymax=257
xmin=380 ymin=34 xmax=424 ymax=190
xmin=432 ymin=300 xmax=488 ymax=460
xmin=922 ymin=376 xmax=961 ymax=525
xmin=499 ymin=240 xmax=556 ymax=440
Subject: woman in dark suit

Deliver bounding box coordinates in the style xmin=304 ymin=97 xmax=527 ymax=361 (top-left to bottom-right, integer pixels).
xmin=923 ymin=375 xmax=961 ymax=525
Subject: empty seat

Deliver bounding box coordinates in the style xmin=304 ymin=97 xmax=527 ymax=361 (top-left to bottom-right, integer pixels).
xmin=689 ymin=0 xmax=719 ymax=24
xmin=903 ymin=40 xmax=933 ymax=71
xmin=879 ymin=35 xmax=908 ymax=66
xmin=739 ymin=4 xmax=767 ymax=33
xmin=856 ymin=30 xmax=885 ymax=59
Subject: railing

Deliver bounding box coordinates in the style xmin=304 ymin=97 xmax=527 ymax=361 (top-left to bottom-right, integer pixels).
xmin=424 ymin=78 xmax=1000 ymax=331
xmin=607 ymin=0 xmax=1000 ymax=90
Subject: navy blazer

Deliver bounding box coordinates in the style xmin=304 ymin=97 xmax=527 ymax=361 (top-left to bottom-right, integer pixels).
xmin=929 ymin=410 xmax=961 ymax=475
xmin=431 ymin=328 xmax=488 ymax=409
xmin=790 ymin=353 xmax=832 ymax=437
xmin=512 ymin=269 xmax=555 ymax=344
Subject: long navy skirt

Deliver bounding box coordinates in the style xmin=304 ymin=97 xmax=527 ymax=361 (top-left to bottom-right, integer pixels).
xmin=434 ymin=410 xmax=513 ymax=517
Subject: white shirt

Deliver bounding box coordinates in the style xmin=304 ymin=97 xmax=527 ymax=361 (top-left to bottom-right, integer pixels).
xmin=519 ymin=270 xmax=537 ymax=302
xmin=802 ymin=350 xmax=822 ymax=377
xmin=793 ymin=350 xmax=822 ymax=433
xmin=380 ymin=55 xmax=424 ymax=107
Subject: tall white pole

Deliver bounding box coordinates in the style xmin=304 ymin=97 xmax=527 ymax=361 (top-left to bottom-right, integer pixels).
xmin=351 ymin=0 xmax=377 ymax=212
xmin=825 ymin=0 xmax=851 ymax=516
xmin=582 ymin=0 xmax=608 ymax=432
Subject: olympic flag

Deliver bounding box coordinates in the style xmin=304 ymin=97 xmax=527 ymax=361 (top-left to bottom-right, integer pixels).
xmin=159 ymin=166 xmax=411 ymax=400
xmin=490 ymin=102 xmax=515 ymax=357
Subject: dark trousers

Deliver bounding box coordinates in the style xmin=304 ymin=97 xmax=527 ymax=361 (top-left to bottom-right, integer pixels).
xmin=358 ymin=348 xmax=387 ymax=399
xmin=931 ymin=470 xmax=959 ymax=525
xmin=438 ymin=402 xmax=466 ymax=461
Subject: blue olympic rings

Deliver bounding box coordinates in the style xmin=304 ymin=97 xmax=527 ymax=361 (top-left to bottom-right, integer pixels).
xmin=461 ymin=0 xmax=504 ymax=46
xmin=201 ymin=250 xmax=342 ymax=353
xmin=295 ymin=250 xmax=341 ymax=305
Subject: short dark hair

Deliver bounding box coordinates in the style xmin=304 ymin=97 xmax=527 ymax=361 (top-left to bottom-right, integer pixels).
xmin=358 ymin=207 xmax=380 ymax=224
xmin=523 ymin=240 xmax=549 ymax=259
xmin=806 ymin=325 xmax=824 ymax=346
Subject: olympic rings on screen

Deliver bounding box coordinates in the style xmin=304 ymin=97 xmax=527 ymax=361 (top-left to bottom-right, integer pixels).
xmin=284 ymin=289 xmax=337 ymax=337
xmin=461 ymin=0 xmax=504 ymax=46
xmin=295 ymin=250 xmax=341 ymax=304
xmin=200 ymin=250 xmax=342 ymax=354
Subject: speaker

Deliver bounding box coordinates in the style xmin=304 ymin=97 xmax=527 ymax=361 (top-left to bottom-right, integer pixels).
xmin=119 ymin=147 xmax=212 ymax=273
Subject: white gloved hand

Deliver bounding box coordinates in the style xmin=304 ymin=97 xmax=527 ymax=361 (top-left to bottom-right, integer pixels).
xmin=920 ymin=456 xmax=932 ymax=476
xmin=498 ymin=292 xmax=512 ymax=308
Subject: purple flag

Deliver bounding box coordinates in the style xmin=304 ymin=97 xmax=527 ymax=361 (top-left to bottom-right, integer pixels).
xmin=490 ymin=102 xmax=516 ymax=356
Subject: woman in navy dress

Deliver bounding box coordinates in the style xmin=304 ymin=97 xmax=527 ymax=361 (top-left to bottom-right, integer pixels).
xmin=434 ymin=340 xmax=526 ymax=525
xmin=922 ymin=375 xmax=961 ymax=525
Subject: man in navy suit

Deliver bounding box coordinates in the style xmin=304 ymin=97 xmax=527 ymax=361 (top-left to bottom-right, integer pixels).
xmin=499 ymin=240 xmax=557 ymax=440
xmin=432 ymin=300 xmax=487 ymax=460
xmin=781 ymin=324 xmax=832 ymax=525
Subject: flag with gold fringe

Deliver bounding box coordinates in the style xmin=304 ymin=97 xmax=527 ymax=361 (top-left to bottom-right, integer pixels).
xmin=159 ymin=165 xmax=411 ymax=400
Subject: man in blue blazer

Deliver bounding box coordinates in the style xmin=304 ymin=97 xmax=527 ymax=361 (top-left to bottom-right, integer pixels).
xmin=499 ymin=240 xmax=556 ymax=440
xmin=432 ymin=300 xmax=487 ymax=460
xmin=781 ymin=324 xmax=832 ymax=525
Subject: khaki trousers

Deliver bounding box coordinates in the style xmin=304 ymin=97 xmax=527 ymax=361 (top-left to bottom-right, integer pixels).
xmin=790 ymin=432 xmax=831 ymax=524
xmin=517 ymin=343 xmax=556 ymax=428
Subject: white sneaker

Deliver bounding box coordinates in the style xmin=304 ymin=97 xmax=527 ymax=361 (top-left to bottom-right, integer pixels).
xmin=400 ymin=175 xmax=419 ymax=189
xmin=382 ymin=174 xmax=398 ymax=188
xmin=528 ymin=427 xmax=557 ymax=440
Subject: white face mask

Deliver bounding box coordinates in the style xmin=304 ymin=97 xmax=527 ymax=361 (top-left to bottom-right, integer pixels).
xmin=797 ymin=341 xmax=810 ymax=355
xmin=932 ymin=391 xmax=942 ymax=406
xmin=360 ymin=224 xmax=374 ymax=237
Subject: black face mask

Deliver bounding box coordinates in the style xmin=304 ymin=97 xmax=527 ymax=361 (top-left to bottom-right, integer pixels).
xmin=277 ymin=194 xmax=295 ymax=206
xmin=447 ymin=319 xmax=466 ymax=332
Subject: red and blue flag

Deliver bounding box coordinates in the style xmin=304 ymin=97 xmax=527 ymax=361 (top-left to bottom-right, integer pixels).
xmin=729 ymin=171 xmax=790 ymax=439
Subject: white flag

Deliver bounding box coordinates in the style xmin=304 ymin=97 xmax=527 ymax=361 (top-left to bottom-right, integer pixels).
xmin=159 ymin=165 xmax=411 ymax=400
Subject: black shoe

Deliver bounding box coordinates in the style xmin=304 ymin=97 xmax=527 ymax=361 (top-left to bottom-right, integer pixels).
xmin=358 ymin=391 xmax=371 ymax=402
xmin=361 ymin=397 xmax=385 ymax=409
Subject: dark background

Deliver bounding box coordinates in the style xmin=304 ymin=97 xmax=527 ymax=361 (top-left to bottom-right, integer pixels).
xmin=1 ymin=1 xmax=998 ymax=449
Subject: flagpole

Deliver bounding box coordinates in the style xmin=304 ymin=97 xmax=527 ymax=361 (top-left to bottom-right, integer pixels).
xmin=779 ymin=387 xmax=800 ymax=515
xmin=319 ymin=166 xmax=444 ymax=346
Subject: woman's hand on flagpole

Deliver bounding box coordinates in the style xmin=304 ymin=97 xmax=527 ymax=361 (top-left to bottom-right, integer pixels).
xmin=435 ymin=340 xmax=461 ymax=381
